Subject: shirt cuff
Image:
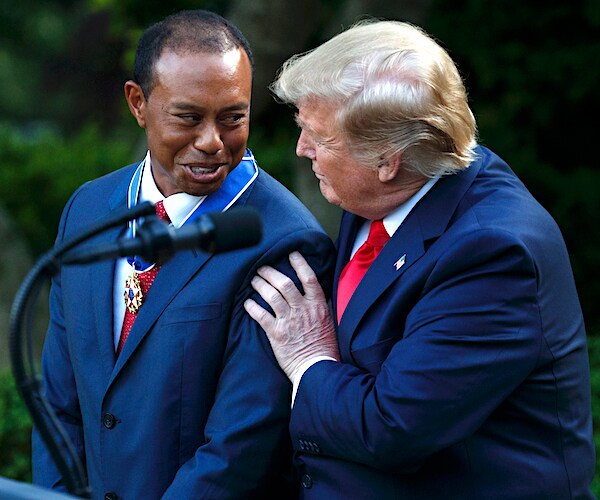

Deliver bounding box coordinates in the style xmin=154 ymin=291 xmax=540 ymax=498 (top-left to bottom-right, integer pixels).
xmin=291 ymin=356 xmax=338 ymax=407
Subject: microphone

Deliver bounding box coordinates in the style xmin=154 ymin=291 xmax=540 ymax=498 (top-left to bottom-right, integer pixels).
xmin=61 ymin=207 xmax=262 ymax=265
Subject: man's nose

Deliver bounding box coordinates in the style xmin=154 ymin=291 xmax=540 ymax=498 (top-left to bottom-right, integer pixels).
xmin=194 ymin=122 xmax=223 ymax=154
xmin=296 ymin=130 xmax=315 ymax=159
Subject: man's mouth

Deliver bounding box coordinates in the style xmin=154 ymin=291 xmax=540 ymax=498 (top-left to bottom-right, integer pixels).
xmin=190 ymin=165 xmax=220 ymax=174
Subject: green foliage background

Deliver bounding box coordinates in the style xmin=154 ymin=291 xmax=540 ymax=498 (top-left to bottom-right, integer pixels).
xmin=1 ymin=0 xmax=598 ymax=330
xmin=0 ymin=371 xmax=32 ymax=482
xmin=0 ymin=0 xmax=598 ymax=495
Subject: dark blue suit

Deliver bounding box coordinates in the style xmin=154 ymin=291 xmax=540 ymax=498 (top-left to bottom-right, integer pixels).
xmin=32 ymin=162 xmax=335 ymax=499
xmin=291 ymin=146 xmax=595 ymax=498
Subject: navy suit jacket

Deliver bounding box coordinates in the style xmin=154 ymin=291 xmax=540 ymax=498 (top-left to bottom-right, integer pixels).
xmin=291 ymin=146 xmax=595 ymax=499
xmin=32 ymin=162 xmax=335 ymax=499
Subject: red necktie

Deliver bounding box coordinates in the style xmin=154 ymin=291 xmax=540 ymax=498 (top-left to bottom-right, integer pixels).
xmin=337 ymin=220 xmax=390 ymax=323
xmin=117 ymin=200 xmax=170 ymax=355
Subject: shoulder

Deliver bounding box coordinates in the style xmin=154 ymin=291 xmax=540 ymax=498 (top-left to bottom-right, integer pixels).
xmin=464 ymin=148 xmax=562 ymax=243
xmin=72 ymin=162 xmax=138 ymax=201
xmin=428 ymin=149 xmax=570 ymax=280
xmin=56 ymin=162 xmax=138 ymax=237
xmin=240 ymin=168 xmax=335 ymax=285
xmin=246 ymin=168 xmax=327 ymax=235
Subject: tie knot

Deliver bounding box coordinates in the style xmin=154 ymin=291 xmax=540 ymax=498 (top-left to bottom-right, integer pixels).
xmin=155 ymin=200 xmax=171 ymax=223
xmin=367 ymin=220 xmax=389 ymax=249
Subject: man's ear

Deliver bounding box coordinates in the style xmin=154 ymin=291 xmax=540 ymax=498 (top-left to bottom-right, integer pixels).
xmin=124 ymin=80 xmax=147 ymax=128
xmin=377 ymin=153 xmax=402 ymax=182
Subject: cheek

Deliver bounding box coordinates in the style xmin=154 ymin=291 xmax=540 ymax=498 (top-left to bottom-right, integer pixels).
xmin=147 ymin=121 xmax=191 ymax=151
xmin=333 ymin=164 xmax=373 ymax=197
xmin=225 ymin=128 xmax=249 ymax=155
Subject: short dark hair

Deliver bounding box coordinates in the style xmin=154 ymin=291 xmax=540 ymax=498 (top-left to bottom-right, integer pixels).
xmin=133 ymin=10 xmax=254 ymax=98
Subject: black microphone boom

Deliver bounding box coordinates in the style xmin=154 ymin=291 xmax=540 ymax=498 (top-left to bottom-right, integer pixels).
xmin=61 ymin=207 xmax=263 ymax=265
xmin=7 ymin=203 xmax=159 ymax=498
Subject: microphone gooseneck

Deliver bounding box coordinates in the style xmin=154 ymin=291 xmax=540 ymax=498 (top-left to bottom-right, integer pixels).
xmin=60 ymin=206 xmax=263 ymax=265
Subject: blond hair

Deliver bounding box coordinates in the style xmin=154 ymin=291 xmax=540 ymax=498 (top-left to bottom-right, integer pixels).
xmin=271 ymin=20 xmax=478 ymax=177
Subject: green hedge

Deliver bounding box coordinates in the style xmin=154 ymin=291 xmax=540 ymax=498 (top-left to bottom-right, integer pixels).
xmin=589 ymin=335 xmax=600 ymax=496
xmin=1 ymin=335 xmax=599 ymax=494
xmin=0 ymin=370 xmax=32 ymax=482
xmin=0 ymin=122 xmax=136 ymax=255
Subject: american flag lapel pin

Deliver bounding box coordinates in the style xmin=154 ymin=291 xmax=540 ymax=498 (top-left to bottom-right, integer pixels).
xmin=394 ymin=254 xmax=406 ymax=271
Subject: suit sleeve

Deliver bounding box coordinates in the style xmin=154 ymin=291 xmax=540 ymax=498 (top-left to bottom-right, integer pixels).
xmin=32 ymin=191 xmax=87 ymax=492
xmin=291 ymin=228 xmax=543 ymax=472
xmin=162 ymin=230 xmax=335 ymax=498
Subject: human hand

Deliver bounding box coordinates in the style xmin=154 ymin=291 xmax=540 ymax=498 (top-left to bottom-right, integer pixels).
xmin=244 ymin=251 xmax=340 ymax=380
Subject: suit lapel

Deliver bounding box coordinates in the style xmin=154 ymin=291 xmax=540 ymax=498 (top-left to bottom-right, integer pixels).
xmin=105 ymin=169 xmax=258 ymax=386
xmin=337 ymin=159 xmax=482 ymax=350
xmin=333 ymin=213 xmax=363 ymax=306
xmin=337 ymin=214 xmax=426 ymax=354
xmin=333 ymin=213 xmax=364 ymax=361
xmin=85 ymin=171 xmax=134 ymax=384
xmin=90 ymin=228 xmax=123 ymax=383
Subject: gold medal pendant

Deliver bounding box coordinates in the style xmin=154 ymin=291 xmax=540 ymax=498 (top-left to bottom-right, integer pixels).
xmin=124 ymin=271 xmax=144 ymax=314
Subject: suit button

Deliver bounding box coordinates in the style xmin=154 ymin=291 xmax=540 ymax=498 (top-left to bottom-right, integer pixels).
xmin=301 ymin=473 xmax=313 ymax=489
xmin=104 ymin=493 xmax=117 ymax=500
xmin=102 ymin=413 xmax=116 ymax=429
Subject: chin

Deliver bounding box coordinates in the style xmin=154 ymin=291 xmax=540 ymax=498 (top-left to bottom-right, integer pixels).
xmin=180 ymin=175 xmax=226 ymax=197
xmin=319 ymin=186 xmax=341 ymax=207
xmin=186 ymin=186 xmax=218 ymax=197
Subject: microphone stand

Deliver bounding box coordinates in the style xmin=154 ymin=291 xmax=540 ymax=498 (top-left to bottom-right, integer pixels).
xmin=8 ymin=202 xmax=156 ymax=498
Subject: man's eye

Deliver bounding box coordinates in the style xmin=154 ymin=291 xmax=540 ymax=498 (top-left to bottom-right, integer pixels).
xmin=223 ymin=114 xmax=246 ymax=124
xmin=314 ymin=136 xmax=328 ymax=147
xmin=179 ymin=114 xmax=201 ymax=122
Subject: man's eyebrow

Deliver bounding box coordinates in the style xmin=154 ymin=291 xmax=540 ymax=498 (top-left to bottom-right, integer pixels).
xmin=170 ymin=102 xmax=250 ymax=112
xmin=294 ymin=112 xmax=337 ymax=145
xmin=294 ymin=113 xmax=312 ymax=131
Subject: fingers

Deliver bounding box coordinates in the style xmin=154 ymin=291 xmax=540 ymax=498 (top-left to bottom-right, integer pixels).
xmin=250 ymin=274 xmax=291 ymax=317
xmin=255 ymin=263 xmax=304 ymax=305
xmin=243 ymin=298 xmax=274 ymax=331
xmin=246 ymin=252 xmax=325 ymax=320
xmin=289 ymin=252 xmax=325 ymax=301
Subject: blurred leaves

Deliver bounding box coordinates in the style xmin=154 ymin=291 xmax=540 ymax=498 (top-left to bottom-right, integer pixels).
xmin=0 ymin=0 xmax=597 ymax=328
xmin=588 ymin=335 xmax=600 ymax=495
xmin=0 ymin=122 xmax=136 ymax=254
xmin=427 ymin=0 xmax=600 ymax=332
xmin=0 ymin=370 xmax=32 ymax=482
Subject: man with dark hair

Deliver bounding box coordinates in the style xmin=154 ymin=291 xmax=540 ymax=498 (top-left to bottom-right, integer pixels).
xmin=32 ymin=10 xmax=334 ymax=499
xmin=132 ymin=10 xmax=255 ymax=98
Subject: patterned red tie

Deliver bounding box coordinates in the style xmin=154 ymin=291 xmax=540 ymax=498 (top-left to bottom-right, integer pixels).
xmin=336 ymin=220 xmax=390 ymax=323
xmin=117 ymin=200 xmax=170 ymax=355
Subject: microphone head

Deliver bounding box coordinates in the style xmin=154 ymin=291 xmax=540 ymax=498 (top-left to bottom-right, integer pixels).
xmin=208 ymin=207 xmax=263 ymax=252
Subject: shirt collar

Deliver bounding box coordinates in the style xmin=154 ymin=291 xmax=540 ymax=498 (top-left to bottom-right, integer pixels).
xmin=351 ymin=175 xmax=440 ymax=257
xmin=382 ymin=175 xmax=440 ymax=237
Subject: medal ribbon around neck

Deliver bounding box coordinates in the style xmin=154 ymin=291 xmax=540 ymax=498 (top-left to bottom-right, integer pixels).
xmin=125 ymin=148 xmax=259 ymax=272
